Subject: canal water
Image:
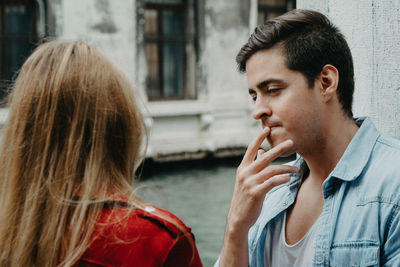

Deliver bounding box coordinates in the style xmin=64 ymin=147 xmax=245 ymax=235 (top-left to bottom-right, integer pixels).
xmin=138 ymin=156 xmax=295 ymax=267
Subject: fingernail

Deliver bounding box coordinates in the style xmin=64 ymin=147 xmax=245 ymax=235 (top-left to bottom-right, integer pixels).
xmin=284 ymin=139 xmax=293 ymax=145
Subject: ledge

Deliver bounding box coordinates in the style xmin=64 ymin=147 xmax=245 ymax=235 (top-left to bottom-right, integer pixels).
xmin=147 ymin=100 xmax=210 ymax=117
xmin=0 ymin=101 xmax=211 ymax=124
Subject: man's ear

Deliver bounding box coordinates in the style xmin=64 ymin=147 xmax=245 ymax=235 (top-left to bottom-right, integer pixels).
xmin=319 ymin=64 xmax=339 ymax=102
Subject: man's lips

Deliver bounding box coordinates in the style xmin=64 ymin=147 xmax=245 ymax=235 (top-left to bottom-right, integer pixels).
xmin=263 ymin=123 xmax=281 ymax=130
xmin=263 ymin=124 xmax=282 ymax=140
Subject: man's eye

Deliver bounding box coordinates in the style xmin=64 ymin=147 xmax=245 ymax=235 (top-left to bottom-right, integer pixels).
xmin=267 ymin=88 xmax=281 ymax=94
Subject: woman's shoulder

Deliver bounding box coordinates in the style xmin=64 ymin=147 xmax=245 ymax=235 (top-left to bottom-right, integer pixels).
xmin=99 ymin=203 xmax=192 ymax=240
xmin=137 ymin=205 xmax=191 ymax=237
xmin=77 ymin=204 xmax=198 ymax=267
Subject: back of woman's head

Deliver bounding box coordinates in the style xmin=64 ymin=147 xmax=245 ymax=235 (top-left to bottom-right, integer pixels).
xmin=0 ymin=41 xmax=146 ymax=266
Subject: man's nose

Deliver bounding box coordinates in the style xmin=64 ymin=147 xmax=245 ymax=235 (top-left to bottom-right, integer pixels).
xmin=252 ymin=99 xmax=272 ymax=120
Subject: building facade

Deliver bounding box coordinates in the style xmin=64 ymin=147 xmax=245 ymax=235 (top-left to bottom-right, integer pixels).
xmin=0 ymin=0 xmax=296 ymax=160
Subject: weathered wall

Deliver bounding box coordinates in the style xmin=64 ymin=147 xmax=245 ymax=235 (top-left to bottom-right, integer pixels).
xmin=201 ymin=0 xmax=257 ymax=151
xmin=59 ymin=0 xmax=137 ymax=86
xmin=298 ymin=0 xmax=400 ymax=138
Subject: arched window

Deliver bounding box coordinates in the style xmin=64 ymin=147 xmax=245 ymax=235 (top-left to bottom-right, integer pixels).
xmin=0 ymin=0 xmax=43 ymax=103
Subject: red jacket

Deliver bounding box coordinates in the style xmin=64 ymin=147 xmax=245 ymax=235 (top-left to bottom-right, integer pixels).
xmin=76 ymin=202 xmax=203 ymax=267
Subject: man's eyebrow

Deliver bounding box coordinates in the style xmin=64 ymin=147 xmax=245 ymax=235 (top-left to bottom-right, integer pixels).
xmin=248 ymin=79 xmax=285 ymax=95
xmin=257 ymin=79 xmax=284 ymax=90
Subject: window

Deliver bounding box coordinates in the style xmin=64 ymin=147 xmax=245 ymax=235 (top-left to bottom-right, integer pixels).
xmin=0 ymin=0 xmax=40 ymax=102
xmin=143 ymin=0 xmax=197 ymax=101
xmin=258 ymin=0 xmax=295 ymax=25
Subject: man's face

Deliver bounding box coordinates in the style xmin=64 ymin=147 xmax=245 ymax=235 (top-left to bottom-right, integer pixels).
xmin=246 ymin=46 xmax=323 ymax=156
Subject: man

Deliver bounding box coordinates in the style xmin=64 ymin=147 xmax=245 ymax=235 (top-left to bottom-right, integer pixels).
xmin=215 ymin=9 xmax=400 ymax=266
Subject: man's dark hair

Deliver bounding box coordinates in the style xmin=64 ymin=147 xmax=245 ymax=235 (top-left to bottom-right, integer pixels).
xmin=237 ymin=9 xmax=354 ymax=118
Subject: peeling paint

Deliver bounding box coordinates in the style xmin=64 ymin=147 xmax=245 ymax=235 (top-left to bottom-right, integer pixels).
xmin=92 ymin=0 xmax=117 ymax=34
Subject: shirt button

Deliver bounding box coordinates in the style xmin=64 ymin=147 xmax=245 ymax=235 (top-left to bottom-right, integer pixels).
xmin=283 ymin=201 xmax=288 ymax=206
xmin=315 ymin=253 xmax=323 ymax=263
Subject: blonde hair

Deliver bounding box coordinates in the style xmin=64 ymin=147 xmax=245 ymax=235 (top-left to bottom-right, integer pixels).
xmin=0 ymin=41 xmax=147 ymax=266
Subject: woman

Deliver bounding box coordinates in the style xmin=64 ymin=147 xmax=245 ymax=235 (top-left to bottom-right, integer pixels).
xmin=0 ymin=41 xmax=202 ymax=267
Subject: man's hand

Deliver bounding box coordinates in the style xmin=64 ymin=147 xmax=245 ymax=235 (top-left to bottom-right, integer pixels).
xmin=219 ymin=127 xmax=298 ymax=267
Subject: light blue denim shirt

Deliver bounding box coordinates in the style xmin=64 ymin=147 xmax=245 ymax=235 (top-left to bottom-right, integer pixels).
xmin=215 ymin=117 xmax=400 ymax=266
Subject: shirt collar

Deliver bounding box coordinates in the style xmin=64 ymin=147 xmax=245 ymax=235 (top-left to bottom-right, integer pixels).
xmin=293 ymin=117 xmax=379 ymax=183
xmin=330 ymin=117 xmax=380 ymax=181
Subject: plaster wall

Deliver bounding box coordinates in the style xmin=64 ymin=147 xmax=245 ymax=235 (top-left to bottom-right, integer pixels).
xmin=298 ymin=0 xmax=400 ymax=138
xmin=201 ymin=0 xmax=259 ymax=151
xmin=60 ymin=0 xmax=137 ymax=86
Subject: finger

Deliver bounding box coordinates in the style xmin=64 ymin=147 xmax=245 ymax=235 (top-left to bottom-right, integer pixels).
xmin=254 ymin=165 xmax=298 ymax=184
xmin=256 ymin=149 xmax=265 ymax=159
xmin=242 ymin=127 xmax=270 ymax=165
xmin=252 ymin=139 xmax=294 ymax=171
xmin=257 ymin=174 xmax=291 ymax=193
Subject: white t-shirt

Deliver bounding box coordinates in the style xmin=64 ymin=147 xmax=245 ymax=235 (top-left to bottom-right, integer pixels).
xmin=264 ymin=211 xmax=320 ymax=267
